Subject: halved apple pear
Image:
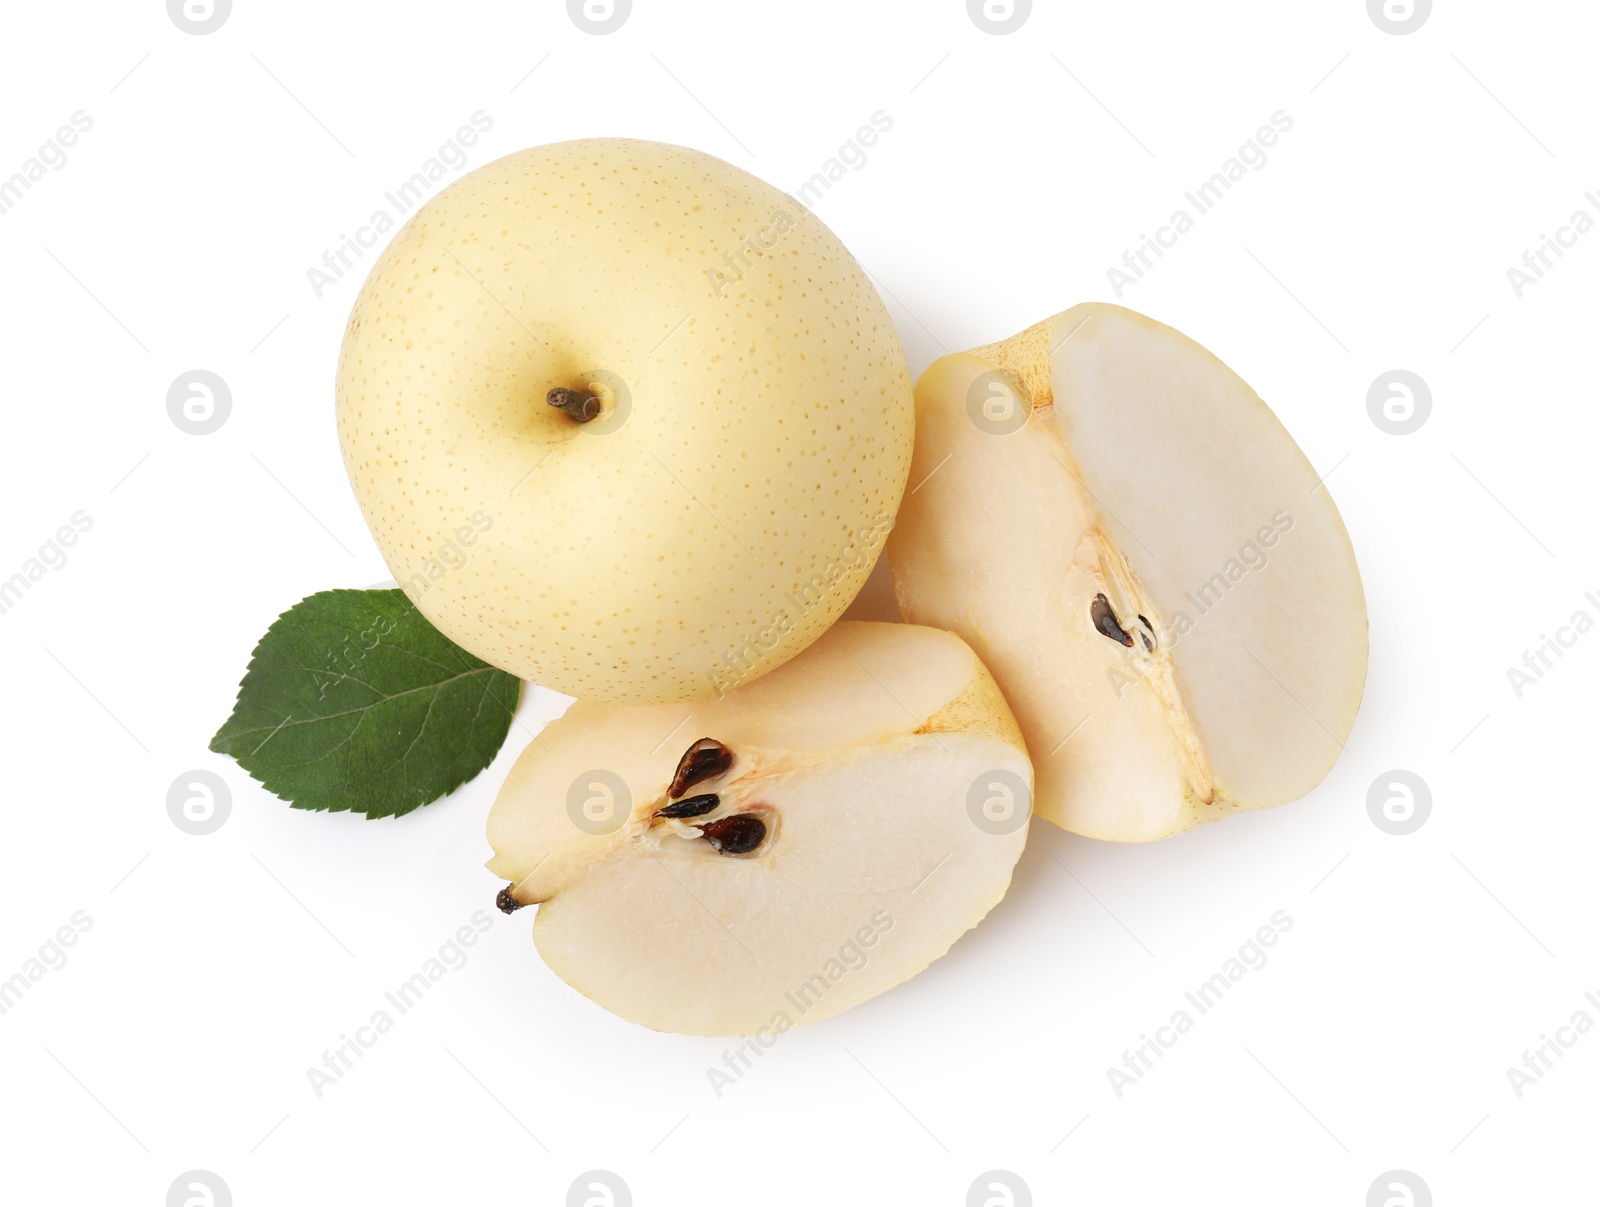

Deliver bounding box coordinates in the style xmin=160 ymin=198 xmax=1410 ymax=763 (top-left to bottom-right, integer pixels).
xmin=888 ymin=303 xmax=1367 ymax=842
xmin=486 ymin=621 xmax=1032 ymax=1035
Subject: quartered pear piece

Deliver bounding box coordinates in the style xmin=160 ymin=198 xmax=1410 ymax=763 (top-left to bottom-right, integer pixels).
xmin=889 ymin=303 xmax=1367 ymax=842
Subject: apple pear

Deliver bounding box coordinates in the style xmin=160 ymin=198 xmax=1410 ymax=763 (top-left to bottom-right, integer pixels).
xmin=888 ymin=303 xmax=1367 ymax=842
xmin=336 ymin=139 xmax=913 ymax=704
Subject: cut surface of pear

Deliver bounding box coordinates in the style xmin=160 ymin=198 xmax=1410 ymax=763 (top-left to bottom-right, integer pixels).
xmin=888 ymin=303 xmax=1367 ymax=842
xmin=486 ymin=621 xmax=1032 ymax=1036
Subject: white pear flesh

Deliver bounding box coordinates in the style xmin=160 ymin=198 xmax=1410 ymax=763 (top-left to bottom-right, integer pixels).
xmin=486 ymin=621 xmax=1032 ymax=1036
xmin=336 ymin=138 xmax=913 ymax=704
xmin=888 ymin=303 xmax=1367 ymax=842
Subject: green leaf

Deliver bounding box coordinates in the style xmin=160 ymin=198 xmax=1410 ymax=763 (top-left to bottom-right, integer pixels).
xmin=210 ymin=589 xmax=522 ymax=818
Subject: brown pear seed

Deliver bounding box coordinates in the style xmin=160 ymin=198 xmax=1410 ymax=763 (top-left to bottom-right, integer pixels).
xmin=657 ymin=793 xmax=720 ymax=819
xmin=668 ymin=738 xmax=733 ymax=798
xmin=699 ymin=813 xmax=767 ymax=855
xmin=1091 ymin=593 xmax=1134 ymax=647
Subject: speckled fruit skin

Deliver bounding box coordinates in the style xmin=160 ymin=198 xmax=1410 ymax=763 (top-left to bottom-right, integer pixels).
xmin=336 ymin=139 xmax=914 ymax=704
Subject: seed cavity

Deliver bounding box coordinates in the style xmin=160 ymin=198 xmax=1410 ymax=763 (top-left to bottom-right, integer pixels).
xmin=1133 ymin=619 xmax=1151 ymax=651
xmin=668 ymin=738 xmax=733 ymax=798
xmin=1091 ymin=593 xmax=1134 ymax=648
xmin=657 ymin=792 xmax=719 ymax=819
xmin=547 ymin=386 xmax=602 ymax=423
xmin=495 ymin=885 xmax=526 ymax=914
xmin=1135 ymin=614 xmax=1157 ymax=652
xmin=699 ymin=813 xmax=767 ymax=855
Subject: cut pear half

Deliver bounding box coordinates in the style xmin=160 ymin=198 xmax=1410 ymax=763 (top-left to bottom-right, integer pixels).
xmin=486 ymin=621 xmax=1032 ymax=1036
xmin=888 ymin=303 xmax=1367 ymax=842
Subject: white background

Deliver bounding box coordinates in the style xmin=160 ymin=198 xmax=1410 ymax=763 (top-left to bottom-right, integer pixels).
xmin=1 ymin=1 xmax=1594 ymax=1203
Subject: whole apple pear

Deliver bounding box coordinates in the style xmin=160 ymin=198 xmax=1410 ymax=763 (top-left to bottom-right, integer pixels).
xmin=336 ymin=139 xmax=913 ymax=703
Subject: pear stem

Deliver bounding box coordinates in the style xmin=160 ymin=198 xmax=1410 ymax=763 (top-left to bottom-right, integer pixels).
xmin=547 ymin=387 xmax=601 ymax=423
